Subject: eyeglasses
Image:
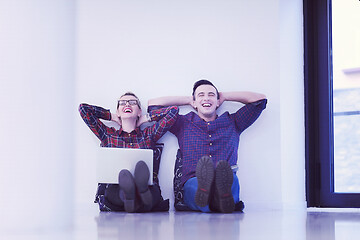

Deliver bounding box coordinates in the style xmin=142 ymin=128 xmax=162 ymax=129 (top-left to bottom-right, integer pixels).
xmin=118 ymin=99 xmax=139 ymax=106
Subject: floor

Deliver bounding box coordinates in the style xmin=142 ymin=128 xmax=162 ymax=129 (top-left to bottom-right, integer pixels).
xmin=2 ymin=206 xmax=360 ymax=240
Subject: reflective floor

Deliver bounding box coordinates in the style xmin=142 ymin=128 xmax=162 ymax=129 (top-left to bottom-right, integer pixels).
xmin=2 ymin=206 xmax=360 ymax=240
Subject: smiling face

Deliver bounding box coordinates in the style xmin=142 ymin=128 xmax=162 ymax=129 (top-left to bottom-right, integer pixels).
xmin=116 ymin=95 xmax=141 ymax=121
xmin=192 ymin=84 xmax=220 ymax=121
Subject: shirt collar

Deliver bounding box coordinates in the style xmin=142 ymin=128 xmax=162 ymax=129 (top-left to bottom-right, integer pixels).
xmin=119 ymin=127 xmax=141 ymax=135
xmin=191 ymin=112 xmax=218 ymax=123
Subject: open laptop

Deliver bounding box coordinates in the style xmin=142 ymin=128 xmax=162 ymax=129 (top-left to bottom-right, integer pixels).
xmin=97 ymin=147 xmax=153 ymax=185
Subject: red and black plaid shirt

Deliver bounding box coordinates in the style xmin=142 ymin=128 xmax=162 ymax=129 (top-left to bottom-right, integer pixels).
xmin=79 ymin=103 xmax=178 ymax=149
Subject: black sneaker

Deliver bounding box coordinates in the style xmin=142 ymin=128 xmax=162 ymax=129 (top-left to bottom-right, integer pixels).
xmin=214 ymin=160 xmax=235 ymax=213
xmin=118 ymin=169 xmax=137 ymax=213
xmin=134 ymin=161 xmax=152 ymax=208
xmin=195 ymin=156 xmax=214 ymax=208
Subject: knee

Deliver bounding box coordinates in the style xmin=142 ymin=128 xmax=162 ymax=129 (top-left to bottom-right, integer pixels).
xmin=184 ymin=177 xmax=198 ymax=193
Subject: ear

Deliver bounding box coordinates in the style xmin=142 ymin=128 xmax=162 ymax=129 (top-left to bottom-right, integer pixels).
xmin=191 ymin=100 xmax=197 ymax=110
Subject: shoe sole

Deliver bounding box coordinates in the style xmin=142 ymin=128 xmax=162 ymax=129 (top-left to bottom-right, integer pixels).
xmin=134 ymin=161 xmax=152 ymax=207
xmin=195 ymin=156 xmax=214 ymax=207
xmin=215 ymin=161 xmax=235 ymax=213
xmin=118 ymin=169 xmax=136 ymax=213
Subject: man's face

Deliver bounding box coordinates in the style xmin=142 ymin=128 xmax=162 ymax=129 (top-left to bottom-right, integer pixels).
xmin=116 ymin=95 xmax=141 ymax=120
xmin=192 ymin=84 xmax=219 ymax=118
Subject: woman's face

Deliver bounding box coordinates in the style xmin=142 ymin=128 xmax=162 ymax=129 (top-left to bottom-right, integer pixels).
xmin=116 ymin=95 xmax=141 ymax=120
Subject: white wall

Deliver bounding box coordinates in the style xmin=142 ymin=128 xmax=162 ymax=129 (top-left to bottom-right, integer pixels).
xmin=75 ymin=0 xmax=305 ymax=210
xmin=0 ymin=1 xmax=305 ymax=233
xmin=0 ymin=0 xmax=76 ymax=232
xmin=0 ymin=0 xmax=305 ymax=235
xmin=280 ymin=0 xmax=306 ymax=209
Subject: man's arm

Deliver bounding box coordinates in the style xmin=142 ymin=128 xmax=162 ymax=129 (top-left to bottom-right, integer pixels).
xmin=219 ymin=91 xmax=266 ymax=105
xmin=228 ymin=92 xmax=267 ymax=133
xmin=148 ymin=96 xmax=193 ymax=107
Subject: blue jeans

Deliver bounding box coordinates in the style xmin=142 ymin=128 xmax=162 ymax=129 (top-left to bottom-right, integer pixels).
xmin=183 ymin=173 xmax=240 ymax=212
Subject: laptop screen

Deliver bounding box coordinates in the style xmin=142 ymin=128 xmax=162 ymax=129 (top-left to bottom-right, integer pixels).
xmin=96 ymin=148 xmax=153 ymax=184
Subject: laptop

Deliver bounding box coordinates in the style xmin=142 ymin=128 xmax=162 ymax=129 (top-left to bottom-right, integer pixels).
xmin=97 ymin=147 xmax=153 ymax=185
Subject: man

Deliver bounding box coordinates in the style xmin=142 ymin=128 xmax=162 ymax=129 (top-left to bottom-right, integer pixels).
xmin=79 ymin=92 xmax=178 ymax=212
xmin=148 ymin=80 xmax=267 ymax=213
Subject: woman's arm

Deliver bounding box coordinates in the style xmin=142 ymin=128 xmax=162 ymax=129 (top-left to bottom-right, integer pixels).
xmin=147 ymin=106 xmax=179 ymax=142
xmin=79 ymin=103 xmax=113 ymax=142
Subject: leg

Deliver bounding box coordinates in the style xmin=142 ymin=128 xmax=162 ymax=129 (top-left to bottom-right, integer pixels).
xmin=213 ymin=160 xmax=235 ymax=213
xmin=149 ymin=184 xmax=161 ymax=207
xmin=137 ymin=183 xmax=165 ymax=212
xmin=118 ymin=169 xmax=138 ymax=213
xmin=210 ymin=173 xmax=242 ymax=212
xmin=194 ymin=156 xmax=215 ymax=208
xmin=104 ymin=184 xmax=124 ymax=206
xmin=134 ymin=161 xmax=152 ymax=210
xmin=232 ymin=174 xmax=240 ymax=204
xmin=184 ymin=177 xmax=211 ymax=212
xmin=231 ymin=174 xmax=245 ymax=212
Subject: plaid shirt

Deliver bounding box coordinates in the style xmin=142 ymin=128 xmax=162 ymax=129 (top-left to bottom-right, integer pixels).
xmin=79 ymin=103 xmax=178 ymax=149
xmin=170 ymin=99 xmax=267 ymax=187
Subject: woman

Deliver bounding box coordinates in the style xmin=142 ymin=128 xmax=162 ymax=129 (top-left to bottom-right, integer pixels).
xmin=79 ymin=92 xmax=178 ymax=212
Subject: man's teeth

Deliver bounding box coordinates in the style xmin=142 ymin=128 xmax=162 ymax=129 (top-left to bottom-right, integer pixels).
xmin=202 ymin=103 xmax=211 ymax=107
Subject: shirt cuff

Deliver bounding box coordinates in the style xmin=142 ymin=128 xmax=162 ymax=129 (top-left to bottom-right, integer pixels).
xmin=250 ymin=99 xmax=267 ymax=109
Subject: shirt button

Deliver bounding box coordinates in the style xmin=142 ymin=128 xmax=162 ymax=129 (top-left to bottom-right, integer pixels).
xmin=209 ymin=135 xmax=212 ymax=138
xmin=209 ymin=142 xmax=212 ymax=146
xmin=130 ymin=143 xmax=133 ymax=146
xmin=209 ymin=155 xmax=212 ymax=158
xmin=207 ymin=122 xmax=210 ymax=125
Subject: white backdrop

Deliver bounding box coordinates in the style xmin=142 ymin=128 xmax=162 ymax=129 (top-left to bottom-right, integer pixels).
xmin=75 ymin=0 xmax=305 ymax=211
xmin=0 ymin=0 xmax=304 ymax=233
xmin=0 ymin=0 xmax=76 ymax=232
